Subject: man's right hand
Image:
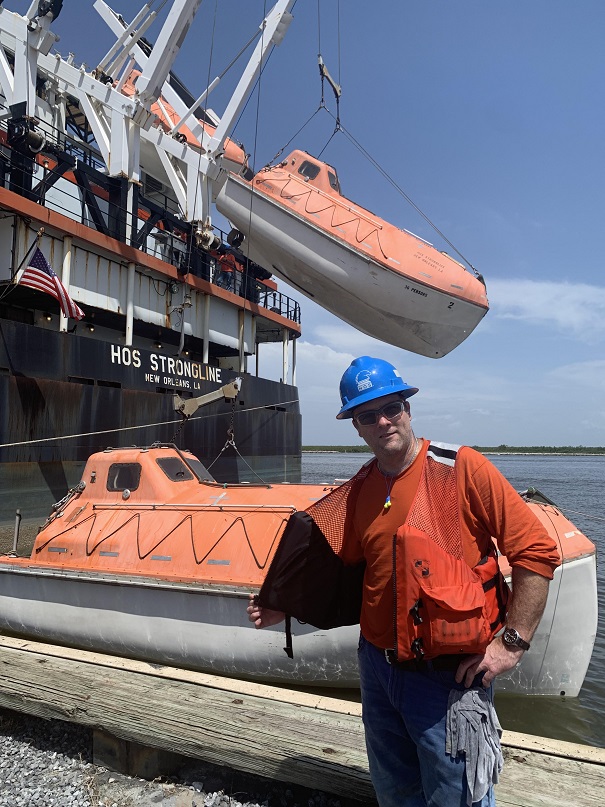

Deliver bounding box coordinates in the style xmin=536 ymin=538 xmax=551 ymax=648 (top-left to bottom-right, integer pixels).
xmin=247 ymin=593 xmax=285 ymax=629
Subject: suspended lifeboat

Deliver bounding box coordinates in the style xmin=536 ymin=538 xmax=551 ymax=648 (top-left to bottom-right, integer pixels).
xmin=0 ymin=445 xmax=596 ymax=696
xmin=216 ymin=150 xmax=489 ymax=358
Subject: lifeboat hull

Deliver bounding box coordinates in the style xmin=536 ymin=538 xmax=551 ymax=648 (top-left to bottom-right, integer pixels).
xmin=0 ymin=547 xmax=595 ymax=695
xmin=216 ymin=172 xmax=488 ymax=358
xmin=495 ymin=498 xmax=598 ymax=697
xmin=0 ymin=565 xmax=360 ymax=685
xmin=497 ymin=554 xmax=597 ymax=696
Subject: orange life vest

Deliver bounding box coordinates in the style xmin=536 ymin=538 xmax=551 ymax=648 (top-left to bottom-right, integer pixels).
xmin=393 ymin=442 xmax=510 ymax=661
xmin=259 ymin=442 xmax=510 ymax=659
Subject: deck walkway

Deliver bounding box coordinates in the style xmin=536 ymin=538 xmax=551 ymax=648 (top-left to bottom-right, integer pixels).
xmin=0 ymin=635 xmax=602 ymax=806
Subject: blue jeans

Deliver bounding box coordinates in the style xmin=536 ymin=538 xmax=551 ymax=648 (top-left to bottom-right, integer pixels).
xmin=358 ymin=635 xmax=496 ymax=807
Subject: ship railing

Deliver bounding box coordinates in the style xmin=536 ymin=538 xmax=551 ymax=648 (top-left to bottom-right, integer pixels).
xmin=0 ymin=110 xmax=301 ymax=325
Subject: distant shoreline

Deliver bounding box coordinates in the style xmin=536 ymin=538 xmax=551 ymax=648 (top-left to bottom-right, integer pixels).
xmin=303 ymin=446 xmax=605 ymax=455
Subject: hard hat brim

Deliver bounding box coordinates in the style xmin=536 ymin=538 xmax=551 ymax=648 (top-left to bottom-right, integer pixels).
xmin=336 ymin=386 xmax=419 ymax=419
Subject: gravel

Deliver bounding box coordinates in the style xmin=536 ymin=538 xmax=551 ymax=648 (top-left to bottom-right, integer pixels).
xmin=0 ymin=709 xmax=364 ymax=807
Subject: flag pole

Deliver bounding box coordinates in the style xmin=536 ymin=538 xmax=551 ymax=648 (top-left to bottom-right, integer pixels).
xmin=12 ymin=227 xmax=45 ymax=282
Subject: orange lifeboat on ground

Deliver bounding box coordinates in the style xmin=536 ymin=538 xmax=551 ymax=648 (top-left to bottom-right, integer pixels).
xmin=0 ymin=446 xmax=596 ymax=695
xmin=216 ymin=150 xmax=489 ymax=358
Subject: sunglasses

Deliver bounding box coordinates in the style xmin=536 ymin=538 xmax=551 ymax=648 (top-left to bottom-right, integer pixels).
xmin=353 ymin=400 xmax=406 ymax=427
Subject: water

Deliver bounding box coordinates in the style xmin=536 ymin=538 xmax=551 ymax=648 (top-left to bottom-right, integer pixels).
xmin=302 ymin=451 xmax=605 ymax=748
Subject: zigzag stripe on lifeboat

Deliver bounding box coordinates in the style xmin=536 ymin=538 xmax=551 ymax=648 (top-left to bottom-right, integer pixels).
xmin=216 ymin=150 xmax=489 ymax=358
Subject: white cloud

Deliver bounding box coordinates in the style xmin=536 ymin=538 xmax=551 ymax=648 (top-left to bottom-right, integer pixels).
xmin=488 ymin=278 xmax=605 ymax=339
xmin=545 ymin=359 xmax=605 ymax=392
xmin=255 ymin=283 xmax=605 ymax=446
xmin=313 ymin=324 xmax=388 ymax=355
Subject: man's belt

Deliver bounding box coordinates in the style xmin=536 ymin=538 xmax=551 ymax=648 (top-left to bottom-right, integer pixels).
xmin=383 ymin=648 xmax=467 ymax=671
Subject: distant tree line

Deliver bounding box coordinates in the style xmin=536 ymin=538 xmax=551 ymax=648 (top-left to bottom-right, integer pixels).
xmin=303 ymin=445 xmax=605 ymax=454
xmin=471 ymin=445 xmax=605 ymax=454
xmin=303 ymin=446 xmax=371 ymax=453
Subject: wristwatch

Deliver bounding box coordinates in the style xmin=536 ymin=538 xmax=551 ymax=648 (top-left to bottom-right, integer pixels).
xmin=502 ymin=627 xmax=530 ymax=651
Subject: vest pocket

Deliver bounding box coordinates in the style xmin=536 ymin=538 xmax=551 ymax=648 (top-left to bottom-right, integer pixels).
xmin=417 ymin=581 xmax=491 ymax=655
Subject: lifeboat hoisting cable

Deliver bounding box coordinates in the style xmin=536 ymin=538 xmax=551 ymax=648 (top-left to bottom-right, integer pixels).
xmin=318 ymin=55 xmax=341 ymax=124
xmin=174 ymin=378 xmax=272 ymax=485
xmin=321 ymin=108 xmax=484 ymax=281
xmin=267 ymin=4 xmax=483 ymax=284
xmin=173 ymin=376 xmax=271 ymax=485
xmin=206 ymin=397 xmax=272 ymax=487
xmin=172 ymin=377 xmax=242 ymax=442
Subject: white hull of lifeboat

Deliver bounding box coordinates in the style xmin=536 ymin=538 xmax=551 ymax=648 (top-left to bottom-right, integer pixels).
xmin=216 ymin=175 xmax=487 ymax=358
xmin=496 ymin=552 xmax=597 ymax=697
xmin=0 ymin=549 xmax=596 ymax=696
xmin=0 ymin=565 xmax=361 ymax=686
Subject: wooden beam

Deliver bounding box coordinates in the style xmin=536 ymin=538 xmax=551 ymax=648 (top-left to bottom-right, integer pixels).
xmin=0 ymin=636 xmax=603 ymax=806
xmin=0 ymin=636 xmax=374 ymax=802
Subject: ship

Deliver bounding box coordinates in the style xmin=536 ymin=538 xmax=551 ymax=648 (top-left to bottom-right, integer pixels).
xmin=0 ymin=0 xmax=491 ymax=530
xmin=0 ymin=0 xmax=306 ymax=525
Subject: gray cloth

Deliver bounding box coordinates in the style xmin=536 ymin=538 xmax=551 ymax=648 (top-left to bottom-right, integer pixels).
xmin=445 ymin=687 xmax=504 ymax=806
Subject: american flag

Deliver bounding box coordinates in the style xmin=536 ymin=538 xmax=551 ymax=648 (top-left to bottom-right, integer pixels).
xmin=17 ymin=247 xmax=84 ymax=320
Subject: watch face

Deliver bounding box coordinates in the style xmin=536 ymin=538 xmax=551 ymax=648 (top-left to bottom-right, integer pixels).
xmin=503 ymin=628 xmax=518 ymax=645
xmin=503 ymin=628 xmax=529 ymax=650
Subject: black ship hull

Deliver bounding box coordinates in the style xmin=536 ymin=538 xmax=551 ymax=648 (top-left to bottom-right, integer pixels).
xmin=0 ymin=319 xmax=301 ymax=525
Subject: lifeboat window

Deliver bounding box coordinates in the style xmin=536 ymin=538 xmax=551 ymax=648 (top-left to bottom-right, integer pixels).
xmin=107 ymin=463 xmax=141 ymax=491
xmin=156 ymin=456 xmax=215 ymax=482
xmin=298 ymin=160 xmax=320 ymax=181
xmin=156 ymin=457 xmax=194 ymax=481
xmin=187 ymin=458 xmax=215 ymax=481
xmin=328 ymin=171 xmax=340 ymax=193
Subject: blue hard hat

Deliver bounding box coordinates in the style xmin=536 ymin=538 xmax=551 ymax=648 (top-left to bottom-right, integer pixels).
xmin=336 ymin=356 xmax=419 ymax=419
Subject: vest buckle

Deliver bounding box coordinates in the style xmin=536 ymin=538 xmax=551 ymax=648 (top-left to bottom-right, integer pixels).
xmin=411 ymin=638 xmax=425 ymax=661
xmin=410 ymin=598 xmax=424 ymax=625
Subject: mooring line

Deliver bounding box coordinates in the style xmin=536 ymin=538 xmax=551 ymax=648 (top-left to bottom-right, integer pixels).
xmin=0 ymin=399 xmax=300 ymax=449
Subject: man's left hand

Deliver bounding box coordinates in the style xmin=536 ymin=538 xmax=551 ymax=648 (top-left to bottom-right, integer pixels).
xmin=455 ymin=637 xmax=524 ymax=688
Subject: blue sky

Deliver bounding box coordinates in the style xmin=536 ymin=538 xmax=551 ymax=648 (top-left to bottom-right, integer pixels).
xmin=18 ymin=1 xmax=605 ymax=446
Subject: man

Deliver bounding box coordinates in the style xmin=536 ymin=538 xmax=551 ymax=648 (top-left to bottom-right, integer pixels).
xmin=248 ymin=356 xmax=560 ymax=807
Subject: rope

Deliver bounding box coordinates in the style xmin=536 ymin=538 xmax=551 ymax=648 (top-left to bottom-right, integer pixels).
xmin=206 ymin=396 xmax=271 ymax=484
xmin=0 ymin=399 xmax=300 ymax=449
xmin=148 ymin=0 xmax=170 ymax=12
xmin=207 ymin=438 xmax=270 ymax=485
xmin=337 ymin=0 xmax=341 ymax=87
xmin=535 ymin=505 xmax=564 ymax=677
xmin=264 ymin=108 xmax=322 ymax=167
xmin=319 ymin=108 xmax=481 ymax=277
xmin=317 ymin=125 xmax=339 ymax=159
xmin=237 ymin=0 xmax=269 ymax=293
xmin=559 ymin=508 xmax=605 ymax=523
xmin=316 ymin=0 xmax=342 ymax=139
xmin=178 ymin=0 xmax=220 ymax=279
xmin=11 ymin=227 xmax=44 ymax=281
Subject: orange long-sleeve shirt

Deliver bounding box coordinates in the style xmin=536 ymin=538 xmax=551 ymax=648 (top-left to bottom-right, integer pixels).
xmin=339 ymin=440 xmax=561 ymax=649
